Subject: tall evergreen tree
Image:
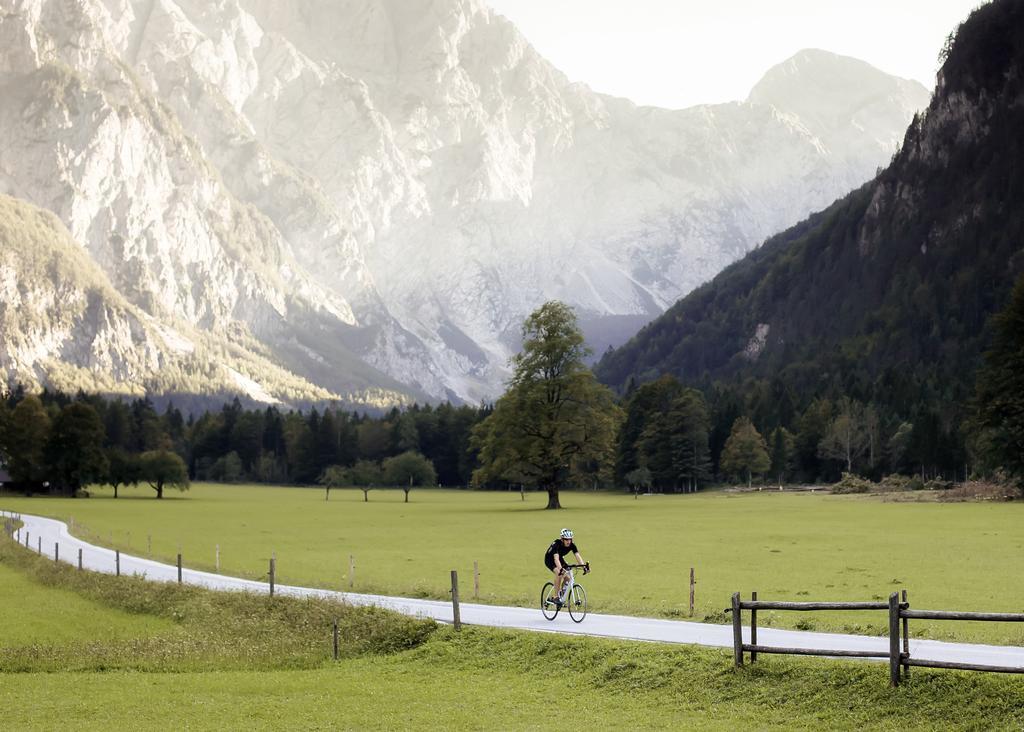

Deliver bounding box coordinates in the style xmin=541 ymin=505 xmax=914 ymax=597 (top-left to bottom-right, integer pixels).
xmin=46 ymin=402 xmax=108 ymax=496
xmin=2 ymin=395 xmax=51 ymax=491
xmin=973 ymin=275 xmax=1024 ymax=489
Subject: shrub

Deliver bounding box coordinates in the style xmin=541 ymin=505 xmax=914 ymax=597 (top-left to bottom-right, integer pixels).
xmin=832 ymin=473 xmax=874 ymax=494
xmin=878 ymin=474 xmax=912 ymax=492
xmin=905 ymin=476 xmax=926 ymax=491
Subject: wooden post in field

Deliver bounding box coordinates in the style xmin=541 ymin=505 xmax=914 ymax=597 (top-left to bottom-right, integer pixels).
xmin=901 ymin=589 xmax=911 ymax=681
xmin=689 ymin=567 xmax=695 ymax=617
xmin=349 ymin=554 xmax=355 ymax=589
xmin=333 ymin=619 xmax=340 ymax=661
xmin=54 ymin=542 xmax=59 ymax=563
xmin=216 ymin=544 xmax=220 ymax=573
xmin=473 ymin=561 xmax=479 ymax=600
xmin=116 ymin=550 xmax=121 ymax=576
xmin=269 ymin=553 xmax=276 ymax=597
xmin=78 ymin=547 xmax=83 ymax=570
xmin=25 ymin=531 xmax=29 ymax=548
xmin=177 ymin=552 xmax=183 ymax=584
xmin=888 ymin=592 xmax=901 ymax=687
xmin=731 ymin=592 xmax=743 ymax=667
xmin=450 ymin=570 xmax=462 ymax=631
xmin=520 ymin=484 xmax=525 ymax=501
xmin=37 ymin=536 xmax=42 ymax=554
xmin=750 ymin=591 xmax=758 ymax=663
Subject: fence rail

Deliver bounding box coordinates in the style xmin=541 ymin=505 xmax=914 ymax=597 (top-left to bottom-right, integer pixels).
xmin=729 ymin=591 xmax=1024 ymax=686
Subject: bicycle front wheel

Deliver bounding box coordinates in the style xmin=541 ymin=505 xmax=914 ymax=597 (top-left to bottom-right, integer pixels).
xmin=541 ymin=582 xmax=559 ymax=620
xmin=568 ymin=583 xmax=587 ymax=623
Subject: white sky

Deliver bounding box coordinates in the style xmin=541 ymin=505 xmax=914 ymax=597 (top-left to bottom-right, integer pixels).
xmin=485 ymin=0 xmax=984 ymax=109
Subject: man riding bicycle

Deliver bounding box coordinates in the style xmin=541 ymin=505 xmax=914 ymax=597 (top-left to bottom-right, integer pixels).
xmin=544 ymin=528 xmax=588 ymax=606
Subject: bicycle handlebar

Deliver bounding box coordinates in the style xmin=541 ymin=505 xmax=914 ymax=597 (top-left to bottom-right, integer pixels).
xmin=561 ymin=563 xmax=590 ymax=573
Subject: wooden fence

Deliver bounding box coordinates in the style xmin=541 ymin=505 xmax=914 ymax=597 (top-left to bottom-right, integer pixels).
xmin=729 ymin=591 xmax=1024 ymax=686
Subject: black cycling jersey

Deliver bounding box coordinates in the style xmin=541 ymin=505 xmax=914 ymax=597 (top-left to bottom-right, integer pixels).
xmin=544 ymin=539 xmax=578 ymax=570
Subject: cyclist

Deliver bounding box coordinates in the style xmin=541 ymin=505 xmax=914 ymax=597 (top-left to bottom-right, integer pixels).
xmin=544 ymin=528 xmax=588 ymax=606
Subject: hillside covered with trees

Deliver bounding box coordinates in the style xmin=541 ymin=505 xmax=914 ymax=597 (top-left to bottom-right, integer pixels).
xmin=597 ymin=0 xmax=1024 ymax=483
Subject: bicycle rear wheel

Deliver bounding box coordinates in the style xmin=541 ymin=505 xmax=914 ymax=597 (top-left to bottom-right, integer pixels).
xmin=568 ymin=583 xmax=587 ymax=623
xmin=541 ymin=582 xmax=559 ymax=620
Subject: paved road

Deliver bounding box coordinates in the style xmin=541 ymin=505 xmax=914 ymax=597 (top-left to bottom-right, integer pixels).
xmin=4 ymin=510 xmax=1023 ymax=669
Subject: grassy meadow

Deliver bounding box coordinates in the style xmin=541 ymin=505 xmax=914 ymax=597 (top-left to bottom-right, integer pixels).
xmin=2 ymin=539 xmax=1022 ymax=731
xmin=2 ymin=483 xmax=1022 ymax=644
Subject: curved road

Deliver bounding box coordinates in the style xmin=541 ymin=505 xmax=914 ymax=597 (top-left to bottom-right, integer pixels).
xmin=4 ymin=510 xmax=1023 ymax=669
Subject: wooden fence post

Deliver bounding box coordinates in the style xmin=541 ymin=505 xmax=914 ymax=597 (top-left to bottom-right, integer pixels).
xmin=888 ymin=592 xmax=901 ymax=687
xmin=37 ymin=536 xmax=41 ymax=554
xmin=54 ymin=542 xmax=59 ymax=563
xmin=474 ymin=561 xmax=479 ymax=600
xmin=451 ymin=570 xmax=462 ymax=631
xmin=269 ymin=554 xmax=276 ymax=597
xmin=116 ymin=550 xmax=120 ymax=576
xmin=78 ymin=547 xmax=83 ymax=570
xmin=689 ymin=567 xmax=695 ymax=617
xmin=731 ymin=592 xmax=743 ymax=667
xmin=901 ymin=589 xmax=911 ymax=681
xmin=177 ymin=553 xmax=183 ymax=584
xmin=751 ymin=591 xmax=758 ymax=663
xmin=349 ymin=554 xmax=355 ymax=589
xmin=25 ymin=531 xmax=29 ymax=548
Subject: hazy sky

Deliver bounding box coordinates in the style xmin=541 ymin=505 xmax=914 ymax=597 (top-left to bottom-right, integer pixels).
xmin=485 ymin=0 xmax=983 ymax=109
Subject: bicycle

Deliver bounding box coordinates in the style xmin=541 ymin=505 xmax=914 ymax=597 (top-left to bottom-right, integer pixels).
xmin=541 ymin=563 xmax=588 ymax=623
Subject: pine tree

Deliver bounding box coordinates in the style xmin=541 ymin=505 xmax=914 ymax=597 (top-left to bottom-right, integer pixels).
xmin=973 ymin=275 xmax=1024 ymax=489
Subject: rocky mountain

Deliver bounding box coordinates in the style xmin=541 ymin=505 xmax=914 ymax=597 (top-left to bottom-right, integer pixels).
xmin=595 ymin=0 xmax=1024 ymax=416
xmin=0 ymin=0 xmax=928 ymax=406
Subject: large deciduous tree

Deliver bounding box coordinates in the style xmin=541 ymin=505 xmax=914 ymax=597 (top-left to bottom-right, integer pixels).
xmin=720 ymin=417 xmax=770 ymax=487
xmin=472 ymin=301 xmax=622 ymax=509
xmin=818 ymin=398 xmax=869 ymax=474
xmin=139 ymin=450 xmax=189 ymax=499
xmin=348 ymin=459 xmax=383 ymax=502
xmin=318 ymin=465 xmax=348 ymax=501
xmin=973 ymin=275 xmax=1024 ymax=491
xmin=382 ymin=451 xmax=437 ymax=502
xmin=106 ymin=448 xmax=140 ymax=498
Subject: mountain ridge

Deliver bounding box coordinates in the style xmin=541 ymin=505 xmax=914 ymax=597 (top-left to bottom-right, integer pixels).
xmin=0 ymin=0 xmax=930 ymax=405
xmin=594 ymin=0 xmax=1024 ymax=462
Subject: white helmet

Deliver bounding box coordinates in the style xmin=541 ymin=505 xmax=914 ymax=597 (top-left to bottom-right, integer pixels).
xmin=560 ymin=528 xmax=574 ymax=539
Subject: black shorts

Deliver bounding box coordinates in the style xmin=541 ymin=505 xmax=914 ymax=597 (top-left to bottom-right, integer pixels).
xmin=544 ymin=557 xmax=570 ymax=573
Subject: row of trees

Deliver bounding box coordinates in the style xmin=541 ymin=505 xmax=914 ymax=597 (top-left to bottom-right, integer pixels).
xmin=0 ymin=389 xmax=480 ymax=498
xmin=1 ymin=285 xmax=1021 ymax=507
xmin=0 ymin=395 xmax=188 ymax=498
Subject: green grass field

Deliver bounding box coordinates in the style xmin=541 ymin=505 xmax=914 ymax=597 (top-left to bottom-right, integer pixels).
xmin=2 ymin=483 xmax=1022 ymax=644
xmin=2 ymin=539 xmax=1022 ymax=731
xmin=0 ymin=562 xmax=172 ymax=646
